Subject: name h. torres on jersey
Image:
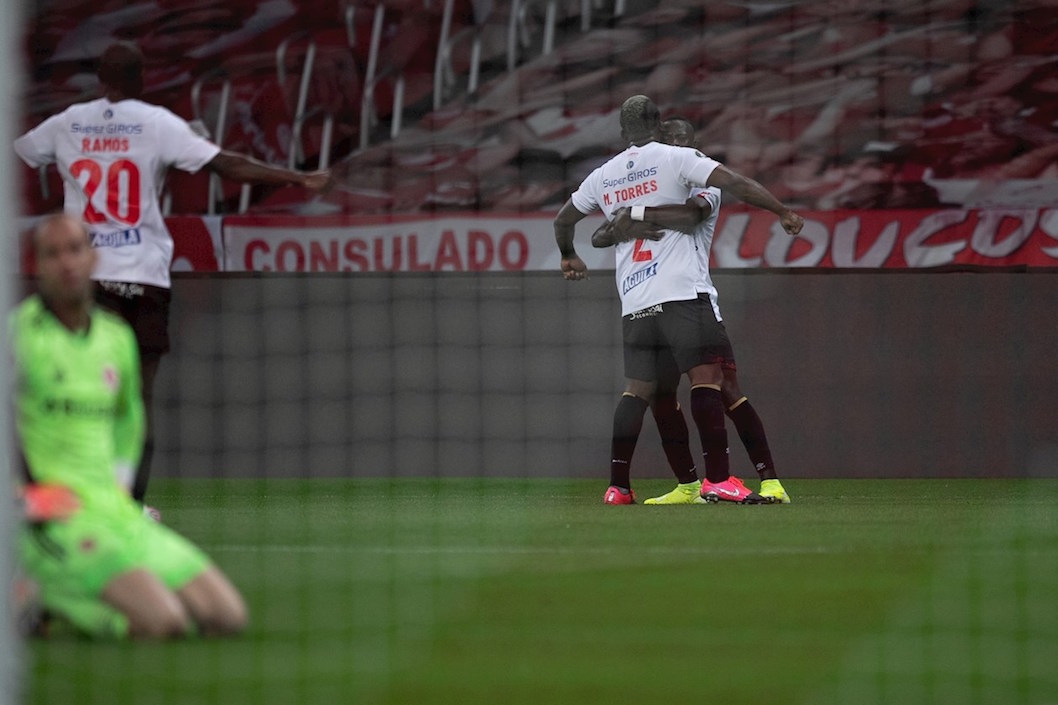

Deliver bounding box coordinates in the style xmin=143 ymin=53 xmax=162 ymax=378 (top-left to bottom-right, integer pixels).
xmin=602 ymin=165 xmax=660 ymax=206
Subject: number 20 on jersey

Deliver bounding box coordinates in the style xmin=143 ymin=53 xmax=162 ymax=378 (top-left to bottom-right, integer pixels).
xmin=69 ymin=158 xmax=141 ymax=226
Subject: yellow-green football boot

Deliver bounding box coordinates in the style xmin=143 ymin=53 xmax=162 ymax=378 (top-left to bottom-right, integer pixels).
xmin=759 ymin=478 xmax=791 ymax=504
xmin=644 ymin=481 xmax=706 ymax=505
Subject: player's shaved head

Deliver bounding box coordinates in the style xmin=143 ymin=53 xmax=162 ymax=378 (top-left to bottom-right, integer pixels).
xmin=660 ymin=116 xmax=697 ymax=148
xmin=619 ymin=95 xmax=660 ymax=145
xmin=662 ymin=116 xmax=694 ymax=132
xmin=33 ymin=214 xmax=97 ymax=309
xmin=98 ymin=41 xmax=144 ymax=99
xmin=33 ymin=213 xmax=90 ymax=254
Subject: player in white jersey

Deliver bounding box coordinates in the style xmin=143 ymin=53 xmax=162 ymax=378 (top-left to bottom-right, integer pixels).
xmin=590 ymin=117 xmax=791 ymax=505
xmin=554 ymin=95 xmax=803 ymax=505
xmin=15 ymin=42 xmax=331 ymax=509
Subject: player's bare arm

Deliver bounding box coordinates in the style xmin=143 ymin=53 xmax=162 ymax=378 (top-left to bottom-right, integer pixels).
xmin=617 ymin=199 xmax=711 ymax=239
xmin=207 ymin=151 xmax=333 ymax=193
xmin=591 ymin=209 xmax=662 ymax=248
xmin=592 ymin=220 xmax=626 ymax=248
xmin=591 ymin=200 xmax=706 ymax=248
xmin=706 ymin=164 xmax=804 ymax=235
xmin=554 ymin=199 xmax=590 ymax=280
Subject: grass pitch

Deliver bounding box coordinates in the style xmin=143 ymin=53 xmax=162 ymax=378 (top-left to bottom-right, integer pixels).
xmin=24 ymin=478 xmax=1058 ymax=705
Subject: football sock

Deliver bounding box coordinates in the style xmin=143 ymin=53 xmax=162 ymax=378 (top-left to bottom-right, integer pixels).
xmin=610 ymin=394 xmax=649 ymax=489
xmin=691 ymin=384 xmax=730 ymax=484
xmin=652 ymin=394 xmax=698 ymax=484
xmin=727 ymin=397 xmax=777 ymax=480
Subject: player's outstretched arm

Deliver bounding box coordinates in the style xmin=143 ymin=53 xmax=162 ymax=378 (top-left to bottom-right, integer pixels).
xmin=207 ymin=151 xmax=332 ymax=192
xmin=706 ymin=165 xmax=804 ymax=234
xmin=554 ymin=199 xmax=590 ymax=280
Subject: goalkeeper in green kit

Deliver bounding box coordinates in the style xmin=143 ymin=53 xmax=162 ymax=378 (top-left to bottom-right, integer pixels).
xmin=12 ymin=214 xmax=246 ymax=639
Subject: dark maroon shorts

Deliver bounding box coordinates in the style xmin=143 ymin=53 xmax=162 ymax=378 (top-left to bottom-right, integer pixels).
xmin=95 ymin=281 xmax=172 ymax=355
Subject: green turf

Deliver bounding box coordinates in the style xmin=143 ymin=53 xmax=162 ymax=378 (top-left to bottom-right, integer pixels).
xmin=23 ymin=478 xmax=1058 ymax=705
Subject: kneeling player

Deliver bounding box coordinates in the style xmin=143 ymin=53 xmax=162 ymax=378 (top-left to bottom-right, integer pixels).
xmin=13 ymin=214 xmax=246 ymax=638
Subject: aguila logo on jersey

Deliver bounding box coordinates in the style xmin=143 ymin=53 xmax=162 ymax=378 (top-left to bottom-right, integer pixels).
xmin=626 ymin=160 xmax=634 ymax=169
xmin=91 ymin=229 xmax=142 ymax=249
xmin=103 ymin=109 xmax=113 ymax=120
xmin=621 ymin=262 xmax=659 ymax=295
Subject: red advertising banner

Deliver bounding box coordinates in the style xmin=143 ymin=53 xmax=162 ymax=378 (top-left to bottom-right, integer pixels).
xmin=20 ymin=209 xmax=1058 ymax=274
xmin=714 ymin=208 xmax=1058 ymax=268
xmin=223 ymin=208 xmax=1058 ymax=272
xmin=221 ymin=213 xmax=607 ymax=273
xmin=169 ymin=216 xmax=223 ymax=272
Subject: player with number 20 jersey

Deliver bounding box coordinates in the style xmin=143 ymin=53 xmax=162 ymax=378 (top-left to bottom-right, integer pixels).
xmin=14 ymin=97 xmax=220 ymax=289
xmin=14 ymin=41 xmax=332 ymax=510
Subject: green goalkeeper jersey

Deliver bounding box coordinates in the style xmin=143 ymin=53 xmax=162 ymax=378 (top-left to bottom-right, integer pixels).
xmin=12 ymin=295 xmax=144 ymax=514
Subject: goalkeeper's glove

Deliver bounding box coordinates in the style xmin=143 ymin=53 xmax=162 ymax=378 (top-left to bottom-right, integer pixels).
xmin=20 ymin=483 xmax=80 ymax=522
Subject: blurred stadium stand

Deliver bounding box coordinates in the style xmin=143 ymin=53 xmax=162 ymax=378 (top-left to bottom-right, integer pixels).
xmin=20 ymin=0 xmax=1058 ymax=216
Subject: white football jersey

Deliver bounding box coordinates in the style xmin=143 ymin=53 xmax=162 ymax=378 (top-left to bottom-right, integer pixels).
xmin=570 ymin=141 xmax=722 ymax=316
xmin=683 ymin=185 xmax=723 ymax=317
xmin=15 ymin=98 xmax=221 ymax=288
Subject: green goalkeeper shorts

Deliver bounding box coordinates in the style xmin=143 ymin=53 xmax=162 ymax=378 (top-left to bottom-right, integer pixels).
xmin=19 ymin=506 xmax=210 ymax=600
